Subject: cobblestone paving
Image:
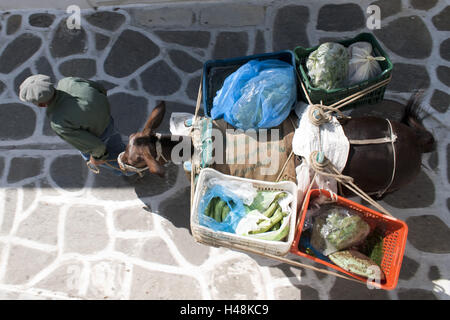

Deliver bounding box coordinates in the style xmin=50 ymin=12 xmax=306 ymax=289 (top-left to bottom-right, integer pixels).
xmin=0 ymin=0 xmax=449 ymax=300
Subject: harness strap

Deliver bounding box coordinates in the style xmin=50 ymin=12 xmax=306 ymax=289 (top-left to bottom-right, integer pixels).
xmin=307 ymin=151 xmax=393 ymax=217
xmin=346 ymin=119 xmax=398 ymax=198
xmin=117 ymin=152 xmax=148 ymax=177
xmin=376 ymin=119 xmax=397 ymax=198
xmin=348 ymin=135 xmax=396 ymax=145
xmin=154 ymin=133 xmax=168 ymax=163
xmin=86 ymin=158 xmax=128 ymax=175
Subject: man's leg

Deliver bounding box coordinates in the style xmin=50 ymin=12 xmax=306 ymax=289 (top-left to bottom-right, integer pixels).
xmin=99 ymin=117 xmax=136 ymax=176
xmin=80 ymin=152 xmax=90 ymax=161
xmin=81 ymin=117 xmax=136 ymax=176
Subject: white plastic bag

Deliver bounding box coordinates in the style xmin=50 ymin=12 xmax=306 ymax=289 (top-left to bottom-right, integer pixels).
xmin=206 ymin=177 xmax=257 ymax=206
xmin=347 ymin=42 xmax=385 ymax=86
xmin=169 ymin=112 xmax=194 ymax=136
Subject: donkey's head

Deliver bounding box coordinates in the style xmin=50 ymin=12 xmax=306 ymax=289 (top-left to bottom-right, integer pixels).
xmin=119 ymin=101 xmax=166 ymax=177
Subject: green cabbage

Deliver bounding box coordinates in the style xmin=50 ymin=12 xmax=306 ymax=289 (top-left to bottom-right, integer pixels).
xmin=306 ymin=42 xmax=349 ymax=90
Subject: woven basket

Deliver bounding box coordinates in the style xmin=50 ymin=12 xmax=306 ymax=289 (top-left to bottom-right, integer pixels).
xmin=190 ymin=168 xmax=298 ymax=256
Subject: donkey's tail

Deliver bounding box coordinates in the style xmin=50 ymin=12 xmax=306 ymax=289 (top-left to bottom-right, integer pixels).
xmin=401 ymin=90 xmax=435 ymax=153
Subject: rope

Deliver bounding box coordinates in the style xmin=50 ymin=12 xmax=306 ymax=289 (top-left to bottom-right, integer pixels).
xmin=308 ymin=151 xmax=354 ymax=185
xmin=190 ymin=74 xmax=204 ymax=209
xmin=113 ymin=134 xmax=170 ymax=177
xmin=154 ymin=133 xmax=169 ymax=163
xmin=297 ymin=69 xmax=392 ymax=127
xmin=297 ymin=69 xmax=394 ymax=217
xmin=86 ymin=158 xmax=128 ymax=175
xmin=275 ymin=114 xmax=298 ymax=182
xmin=376 ymin=119 xmax=397 ymax=198
xmin=116 ymin=152 xmax=148 ymax=177
xmin=211 ymin=239 xmax=367 ymax=286
xmin=308 ymin=151 xmax=393 ymax=217
xmin=308 ymin=103 xmax=348 ymax=126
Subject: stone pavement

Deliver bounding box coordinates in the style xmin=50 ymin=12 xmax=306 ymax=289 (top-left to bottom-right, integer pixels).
xmin=0 ymin=0 xmax=449 ymax=300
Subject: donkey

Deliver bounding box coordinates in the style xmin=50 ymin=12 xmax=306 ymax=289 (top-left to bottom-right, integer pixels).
xmin=119 ymin=95 xmax=434 ymax=198
xmin=339 ymin=92 xmax=434 ymax=197
xmin=118 ymin=101 xmax=185 ymax=177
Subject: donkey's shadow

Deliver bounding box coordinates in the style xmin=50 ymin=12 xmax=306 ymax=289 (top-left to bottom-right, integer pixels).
xmin=129 ymin=163 xmax=192 ymax=230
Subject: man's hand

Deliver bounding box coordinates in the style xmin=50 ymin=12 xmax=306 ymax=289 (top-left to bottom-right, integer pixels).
xmin=89 ymin=155 xmax=106 ymax=166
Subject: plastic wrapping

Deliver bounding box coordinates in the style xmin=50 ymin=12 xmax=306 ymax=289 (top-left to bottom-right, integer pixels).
xmin=310 ymin=204 xmax=370 ymax=256
xmin=211 ymin=59 xmax=296 ymax=130
xmin=347 ymin=42 xmax=385 ymax=86
xmin=306 ymin=42 xmax=349 ymax=90
xmin=198 ymin=178 xmax=257 ymax=233
xmin=198 ymin=184 xmax=248 ymax=233
xmin=169 ymin=112 xmax=194 ymax=136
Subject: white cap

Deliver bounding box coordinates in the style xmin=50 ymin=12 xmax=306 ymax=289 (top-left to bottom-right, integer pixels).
xmin=19 ymin=74 xmax=55 ymax=105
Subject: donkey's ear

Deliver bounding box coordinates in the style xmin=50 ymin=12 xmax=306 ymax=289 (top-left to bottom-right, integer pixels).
xmin=142 ymin=101 xmax=166 ymax=135
xmin=143 ymin=151 xmax=165 ymax=177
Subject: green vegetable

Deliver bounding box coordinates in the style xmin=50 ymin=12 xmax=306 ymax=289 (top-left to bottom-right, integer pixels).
xmin=270 ymin=221 xmax=281 ymax=231
xmin=221 ymin=204 xmax=230 ymax=221
xmin=249 ymin=208 xmax=287 ymax=234
xmin=310 ymin=205 xmax=370 ymax=256
xmin=261 ymin=192 xmax=287 ymax=218
xmin=205 ymin=197 xmax=219 ymax=217
xmin=262 ymin=202 xmax=279 ymax=218
xmin=305 ymin=248 xmax=316 ymax=257
xmin=249 ymin=191 xmax=287 ymax=212
xmin=359 ymin=228 xmax=384 ymax=266
xmin=252 ymin=223 xmax=290 ymax=241
xmin=328 ymin=250 xmax=385 ymax=281
xmin=214 ymin=200 xmax=227 ymax=222
xmin=273 ymin=192 xmax=288 ymax=203
xmin=306 ymin=42 xmax=349 ymax=90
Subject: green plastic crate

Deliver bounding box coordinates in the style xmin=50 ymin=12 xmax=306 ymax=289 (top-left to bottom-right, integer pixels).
xmin=294 ymin=32 xmax=393 ymax=109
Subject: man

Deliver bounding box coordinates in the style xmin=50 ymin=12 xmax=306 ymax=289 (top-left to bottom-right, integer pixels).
xmin=19 ymin=74 xmax=133 ymax=176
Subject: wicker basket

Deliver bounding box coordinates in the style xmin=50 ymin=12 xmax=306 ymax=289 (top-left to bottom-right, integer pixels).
xmin=190 ymin=168 xmax=298 ymax=256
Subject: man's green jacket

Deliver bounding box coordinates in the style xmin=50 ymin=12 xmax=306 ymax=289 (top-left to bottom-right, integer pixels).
xmin=46 ymin=77 xmax=111 ymax=160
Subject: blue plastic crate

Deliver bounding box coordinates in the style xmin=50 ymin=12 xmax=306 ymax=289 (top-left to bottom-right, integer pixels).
xmin=202 ymin=50 xmax=297 ymax=118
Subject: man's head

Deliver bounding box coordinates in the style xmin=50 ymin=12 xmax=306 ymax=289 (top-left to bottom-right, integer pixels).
xmin=19 ymin=74 xmax=55 ymax=107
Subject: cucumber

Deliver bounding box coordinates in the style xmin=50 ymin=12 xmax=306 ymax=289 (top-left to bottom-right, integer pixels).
xmin=269 ymin=221 xmax=281 ymax=231
xmin=262 ymin=202 xmax=279 ymax=218
xmin=205 ymin=197 xmax=219 ymax=217
xmin=262 ymin=192 xmax=287 ymax=218
xmin=221 ymin=204 xmax=230 ymax=221
xmin=250 ymin=208 xmax=286 ymax=234
xmin=214 ymin=200 xmax=227 ymax=222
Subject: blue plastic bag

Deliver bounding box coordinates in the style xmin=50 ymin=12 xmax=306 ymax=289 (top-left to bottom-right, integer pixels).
xmin=198 ymin=185 xmax=248 ymax=233
xmin=211 ymin=59 xmax=297 ymax=130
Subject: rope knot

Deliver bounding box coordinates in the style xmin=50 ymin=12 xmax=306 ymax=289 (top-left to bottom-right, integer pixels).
xmin=309 ymin=151 xmax=330 ymax=171
xmin=309 ymin=151 xmax=354 ymax=185
xmin=308 ymin=104 xmax=331 ymax=126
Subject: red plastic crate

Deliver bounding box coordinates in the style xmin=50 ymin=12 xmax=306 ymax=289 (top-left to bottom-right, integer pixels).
xmin=290 ymin=189 xmax=408 ymax=290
